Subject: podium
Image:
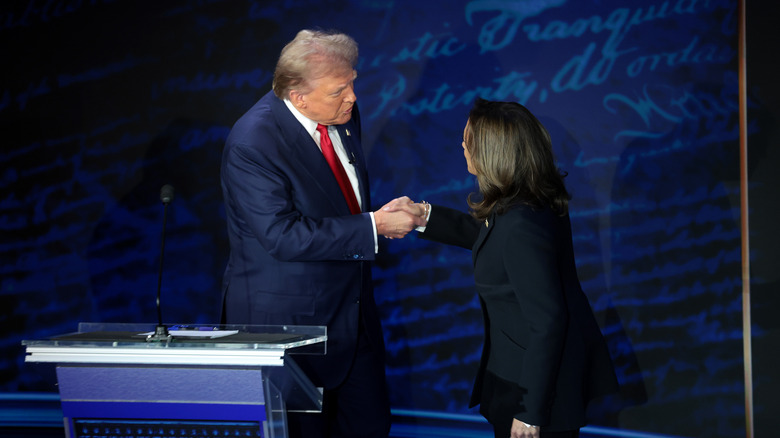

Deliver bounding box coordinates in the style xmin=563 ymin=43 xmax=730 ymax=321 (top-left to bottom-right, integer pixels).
xmin=22 ymin=322 xmax=327 ymax=438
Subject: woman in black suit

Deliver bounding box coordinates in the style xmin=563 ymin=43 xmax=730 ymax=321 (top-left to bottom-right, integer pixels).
xmin=391 ymin=99 xmax=618 ymax=438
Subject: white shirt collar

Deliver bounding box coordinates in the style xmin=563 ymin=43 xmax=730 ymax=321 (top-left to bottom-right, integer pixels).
xmin=284 ymin=99 xmax=320 ymax=137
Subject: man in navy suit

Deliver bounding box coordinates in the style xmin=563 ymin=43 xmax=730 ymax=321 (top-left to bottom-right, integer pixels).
xmin=220 ymin=30 xmax=421 ymax=437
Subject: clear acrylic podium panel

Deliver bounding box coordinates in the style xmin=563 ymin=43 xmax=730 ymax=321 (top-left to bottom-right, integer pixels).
xmin=22 ymin=322 xmax=328 ymax=438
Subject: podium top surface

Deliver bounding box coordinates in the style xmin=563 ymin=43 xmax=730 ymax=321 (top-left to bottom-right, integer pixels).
xmin=22 ymin=323 xmax=328 ymax=367
xmin=22 ymin=322 xmax=327 ymax=351
xmin=23 ymin=323 xmax=326 ymax=409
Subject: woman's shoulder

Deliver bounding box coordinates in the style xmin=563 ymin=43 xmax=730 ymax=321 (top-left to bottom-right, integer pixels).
xmin=501 ymin=203 xmax=561 ymax=222
xmin=496 ymin=204 xmax=568 ymax=248
xmin=499 ymin=203 xmax=569 ymax=234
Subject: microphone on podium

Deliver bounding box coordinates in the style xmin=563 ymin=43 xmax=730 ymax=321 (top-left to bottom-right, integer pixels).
xmin=147 ymin=184 xmax=175 ymax=342
xmin=160 ymin=184 xmax=174 ymax=204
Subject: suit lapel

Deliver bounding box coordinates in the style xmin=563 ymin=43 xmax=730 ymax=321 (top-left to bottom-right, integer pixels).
xmin=472 ymin=212 xmax=495 ymax=265
xmin=334 ymin=124 xmax=368 ymax=212
xmin=271 ymin=97 xmax=353 ymax=215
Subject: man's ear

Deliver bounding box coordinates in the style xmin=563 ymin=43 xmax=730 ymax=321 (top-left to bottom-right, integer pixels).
xmin=289 ymin=90 xmax=305 ymax=109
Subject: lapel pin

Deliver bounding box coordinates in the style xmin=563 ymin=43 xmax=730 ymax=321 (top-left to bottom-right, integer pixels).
xmin=346 ymin=129 xmax=351 ymax=136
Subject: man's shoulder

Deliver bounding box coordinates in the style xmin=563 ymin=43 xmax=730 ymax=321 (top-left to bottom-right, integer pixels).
xmin=236 ymin=91 xmax=281 ymax=126
xmin=227 ymin=92 xmax=286 ymax=143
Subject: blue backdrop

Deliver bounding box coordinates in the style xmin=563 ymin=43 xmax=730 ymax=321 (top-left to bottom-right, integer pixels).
xmin=2 ymin=1 xmax=776 ymax=437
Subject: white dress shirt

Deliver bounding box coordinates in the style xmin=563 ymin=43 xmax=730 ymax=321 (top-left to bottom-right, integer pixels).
xmin=284 ymin=99 xmax=379 ymax=251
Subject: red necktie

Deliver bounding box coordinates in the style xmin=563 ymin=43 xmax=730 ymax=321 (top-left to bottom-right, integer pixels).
xmin=317 ymin=124 xmax=361 ymax=214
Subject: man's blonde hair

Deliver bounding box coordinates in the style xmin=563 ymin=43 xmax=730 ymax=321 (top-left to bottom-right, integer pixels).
xmin=272 ymin=29 xmax=358 ymax=99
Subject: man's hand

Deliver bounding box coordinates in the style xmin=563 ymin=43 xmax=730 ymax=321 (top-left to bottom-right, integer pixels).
xmin=382 ymin=196 xmax=425 ymax=217
xmin=375 ymin=197 xmax=426 ymax=239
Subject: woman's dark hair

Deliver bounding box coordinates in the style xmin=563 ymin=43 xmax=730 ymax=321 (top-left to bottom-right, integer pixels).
xmin=465 ymin=99 xmax=571 ymax=220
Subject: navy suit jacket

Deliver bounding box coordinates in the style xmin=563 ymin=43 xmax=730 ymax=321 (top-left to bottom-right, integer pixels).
xmin=421 ymin=204 xmax=618 ymax=430
xmin=220 ymin=91 xmax=383 ymax=388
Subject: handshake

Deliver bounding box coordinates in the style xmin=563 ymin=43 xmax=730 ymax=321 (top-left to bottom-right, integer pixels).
xmin=374 ymin=196 xmax=429 ymax=239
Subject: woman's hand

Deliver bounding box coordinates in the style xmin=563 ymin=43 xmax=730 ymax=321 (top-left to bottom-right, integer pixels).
xmin=376 ymin=196 xmax=427 ymax=238
xmin=382 ymin=196 xmax=427 ymax=222
xmin=511 ymin=419 xmax=539 ymax=438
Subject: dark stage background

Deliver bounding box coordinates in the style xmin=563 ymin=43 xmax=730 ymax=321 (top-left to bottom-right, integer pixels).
xmin=2 ymin=1 xmax=778 ymax=437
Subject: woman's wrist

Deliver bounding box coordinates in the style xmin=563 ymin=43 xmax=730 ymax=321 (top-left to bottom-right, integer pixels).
xmin=420 ymin=200 xmax=431 ymax=223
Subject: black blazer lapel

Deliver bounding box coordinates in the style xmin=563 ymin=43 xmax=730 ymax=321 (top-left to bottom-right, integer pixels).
xmin=472 ymin=212 xmax=495 ymax=265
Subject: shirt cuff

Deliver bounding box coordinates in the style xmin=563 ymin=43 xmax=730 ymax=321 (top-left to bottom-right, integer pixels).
xmin=369 ymin=212 xmax=378 ymax=253
xmin=414 ymin=203 xmax=431 ymax=233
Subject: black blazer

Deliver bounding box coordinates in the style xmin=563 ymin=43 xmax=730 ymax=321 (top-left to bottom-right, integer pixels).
xmin=421 ymin=204 xmax=618 ymax=430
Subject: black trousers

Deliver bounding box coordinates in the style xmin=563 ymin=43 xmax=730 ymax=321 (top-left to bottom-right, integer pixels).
xmin=482 ymin=371 xmax=580 ymax=438
xmin=286 ymin=323 xmax=391 ymax=438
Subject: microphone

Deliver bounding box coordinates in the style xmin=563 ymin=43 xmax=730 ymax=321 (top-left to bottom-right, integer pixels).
xmin=147 ymin=184 xmax=175 ymax=342
xmin=160 ymin=184 xmax=174 ymax=204
xmin=348 ymin=151 xmax=356 ymax=165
